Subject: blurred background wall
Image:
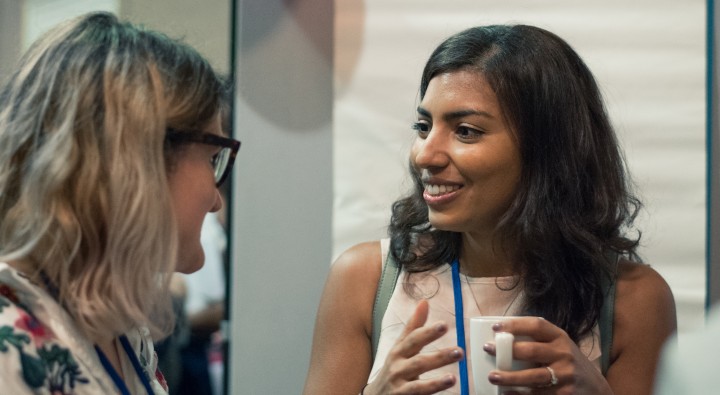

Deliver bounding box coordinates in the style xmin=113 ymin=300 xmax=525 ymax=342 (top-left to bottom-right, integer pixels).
xmin=229 ymin=1 xmax=333 ymax=394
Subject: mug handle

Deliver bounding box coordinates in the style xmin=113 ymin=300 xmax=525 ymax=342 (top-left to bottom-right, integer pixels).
xmin=495 ymin=332 xmax=514 ymax=371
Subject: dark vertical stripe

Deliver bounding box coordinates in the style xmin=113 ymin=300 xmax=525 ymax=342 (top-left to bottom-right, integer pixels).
xmin=707 ymin=0 xmax=716 ymax=310
xmin=222 ymin=1 xmax=238 ymax=394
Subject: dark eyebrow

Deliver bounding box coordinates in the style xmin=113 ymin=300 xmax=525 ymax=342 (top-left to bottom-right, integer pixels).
xmin=416 ymin=106 xmax=495 ymax=121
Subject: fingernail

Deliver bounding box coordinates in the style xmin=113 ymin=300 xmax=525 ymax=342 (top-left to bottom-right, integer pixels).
xmin=483 ymin=343 xmax=495 ymax=353
xmin=443 ymin=375 xmax=455 ymax=385
xmin=436 ymin=323 xmax=447 ymax=333
xmin=489 ymin=373 xmax=501 ymax=384
xmin=449 ymin=349 xmax=462 ymax=360
xmin=492 ymin=323 xmax=503 ymax=331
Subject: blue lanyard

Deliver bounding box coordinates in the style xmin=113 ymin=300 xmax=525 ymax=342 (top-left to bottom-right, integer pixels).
xmin=39 ymin=273 xmax=156 ymax=394
xmin=451 ymin=258 xmax=469 ymax=395
xmin=95 ymin=335 xmax=155 ymax=395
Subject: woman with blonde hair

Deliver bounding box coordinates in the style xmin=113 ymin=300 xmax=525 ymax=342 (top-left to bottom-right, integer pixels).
xmin=0 ymin=12 xmax=239 ymax=394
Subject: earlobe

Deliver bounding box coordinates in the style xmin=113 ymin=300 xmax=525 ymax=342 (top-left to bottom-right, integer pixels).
xmin=211 ymin=189 xmax=223 ymax=213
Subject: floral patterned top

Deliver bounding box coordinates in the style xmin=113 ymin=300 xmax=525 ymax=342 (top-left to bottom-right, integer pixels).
xmin=0 ymin=262 xmax=169 ymax=395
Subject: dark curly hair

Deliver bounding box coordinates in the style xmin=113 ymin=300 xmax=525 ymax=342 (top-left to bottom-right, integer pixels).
xmin=388 ymin=25 xmax=641 ymax=342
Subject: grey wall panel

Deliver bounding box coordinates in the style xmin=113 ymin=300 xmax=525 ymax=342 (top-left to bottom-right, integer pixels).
xmin=229 ymin=1 xmax=333 ymax=393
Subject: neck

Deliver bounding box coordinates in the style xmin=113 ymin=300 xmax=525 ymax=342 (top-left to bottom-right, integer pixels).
xmin=97 ymin=338 xmax=125 ymax=381
xmin=459 ymin=232 xmax=515 ymax=277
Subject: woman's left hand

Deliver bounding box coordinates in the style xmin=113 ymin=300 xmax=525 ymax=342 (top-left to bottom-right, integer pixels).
xmin=482 ymin=317 xmax=613 ymax=395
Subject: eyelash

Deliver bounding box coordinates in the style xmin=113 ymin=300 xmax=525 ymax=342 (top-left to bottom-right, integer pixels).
xmin=456 ymin=126 xmax=483 ymax=140
xmin=411 ymin=121 xmax=430 ymax=137
xmin=412 ymin=121 xmax=484 ymax=141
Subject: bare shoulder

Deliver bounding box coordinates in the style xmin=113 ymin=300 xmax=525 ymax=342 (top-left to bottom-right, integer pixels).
xmin=328 ymin=241 xmax=383 ymax=297
xmin=321 ymin=241 xmax=384 ymax=333
xmin=615 ymin=258 xmax=676 ymax=315
xmin=331 ymin=240 xmax=383 ymax=276
xmin=303 ymin=241 xmax=384 ymax=394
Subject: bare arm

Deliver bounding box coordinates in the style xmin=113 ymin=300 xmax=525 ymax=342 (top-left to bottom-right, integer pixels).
xmin=605 ymin=259 xmax=677 ymax=395
xmin=303 ymin=241 xmax=463 ymax=395
xmin=303 ymin=241 xmax=382 ymax=395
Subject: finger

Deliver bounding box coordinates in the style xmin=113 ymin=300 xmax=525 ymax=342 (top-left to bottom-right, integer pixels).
xmin=492 ymin=317 xmax=561 ymax=342
xmin=488 ymin=366 xmax=560 ymax=389
xmin=399 ymin=374 xmax=457 ymax=395
xmin=393 ymin=300 xmax=446 ymax=358
xmin=510 ymin=340 xmax=557 ymax=365
xmin=482 ymin=339 xmax=556 ymax=367
xmin=394 ymin=320 xmax=451 ymax=358
xmin=398 ymin=347 xmax=464 ymax=378
xmin=399 ymin=299 xmax=430 ymax=339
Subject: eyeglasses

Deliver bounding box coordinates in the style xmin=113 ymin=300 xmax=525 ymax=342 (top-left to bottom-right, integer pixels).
xmin=165 ymin=128 xmax=241 ymax=187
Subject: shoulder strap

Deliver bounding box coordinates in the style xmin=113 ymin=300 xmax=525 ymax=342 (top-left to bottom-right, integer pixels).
xmin=599 ymin=251 xmax=619 ymax=376
xmin=371 ymin=247 xmax=400 ymax=361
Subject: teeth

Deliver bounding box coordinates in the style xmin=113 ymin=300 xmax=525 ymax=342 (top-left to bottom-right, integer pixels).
xmin=424 ymin=184 xmax=460 ymax=196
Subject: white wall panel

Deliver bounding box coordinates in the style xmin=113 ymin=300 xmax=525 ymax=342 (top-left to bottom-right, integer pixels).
xmin=22 ymin=0 xmax=118 ymax=48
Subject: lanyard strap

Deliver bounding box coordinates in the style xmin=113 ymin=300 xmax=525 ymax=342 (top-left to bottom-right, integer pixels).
xmin=95 ymin=343 xmax=131 ymax=395
xmin=119 ymin=335 xmax=156 ymax=395
xmin=451 ymin=258 xmax=469 ymax=395
xmin=95 ymin=335 xmax=155 ymax=395
xmin=39 ymin=273 xmax=155 ymax=394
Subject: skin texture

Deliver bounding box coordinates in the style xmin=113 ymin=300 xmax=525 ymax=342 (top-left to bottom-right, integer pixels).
xmin=168 ymin=114 xmax=224 ymax=274
xmin=303 ymin=70 xmax=676 ymax=395
xmin=411 ymin=71 xmax=521 ymax=241
xmin=412 ymin=70 xmax=522 ymax=278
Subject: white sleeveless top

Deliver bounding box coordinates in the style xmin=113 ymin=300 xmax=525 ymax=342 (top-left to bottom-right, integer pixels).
xmin=369 ymin=239 xmax=602 ymax=394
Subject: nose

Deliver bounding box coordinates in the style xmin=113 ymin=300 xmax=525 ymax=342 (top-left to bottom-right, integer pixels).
xmin=210 ymin=188 xmax=223 ymax=213
xmin=412 ymin=128 xmax=450 ymax=171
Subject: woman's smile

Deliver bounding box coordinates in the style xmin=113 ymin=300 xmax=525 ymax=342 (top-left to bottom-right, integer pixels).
xmin=422 ymin=177 xmax=464 ymax=206
xmin=411 ymin=70 xmax=522 ymax=233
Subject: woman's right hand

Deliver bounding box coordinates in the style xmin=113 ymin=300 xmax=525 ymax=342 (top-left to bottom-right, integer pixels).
xmin=364 ymin=300 xmax=464 ymax=395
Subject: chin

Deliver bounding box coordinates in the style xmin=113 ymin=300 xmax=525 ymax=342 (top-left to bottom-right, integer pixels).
xmin=176 ymin=250 xmax=206 ymax=274
xmin=428 ymin=212 xmax=463 ymax=232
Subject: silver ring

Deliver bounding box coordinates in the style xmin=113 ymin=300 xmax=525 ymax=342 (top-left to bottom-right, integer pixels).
xmin=544 ymin=366 xmax=559 ymax=387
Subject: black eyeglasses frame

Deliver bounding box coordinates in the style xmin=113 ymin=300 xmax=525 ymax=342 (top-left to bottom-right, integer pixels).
xmin=165 ymin=128 xmax=241 ymax=187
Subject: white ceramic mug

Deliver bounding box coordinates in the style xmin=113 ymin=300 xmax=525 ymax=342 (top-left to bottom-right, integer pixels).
xmin=469 ymin=316 xmax=536 ymax=395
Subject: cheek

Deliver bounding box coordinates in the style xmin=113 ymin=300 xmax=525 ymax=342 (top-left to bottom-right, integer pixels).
xmin=168 ymin=169 xmax=213 ymax=238
xmin=462 ymin=149 xmax=521 ymax=195
xmin=490 ymin=156 xmax=522 ymax=207
xmin=171 ymin=196 xmax=208 ymax=273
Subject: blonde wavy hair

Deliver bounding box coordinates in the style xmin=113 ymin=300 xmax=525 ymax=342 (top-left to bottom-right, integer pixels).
xmin=0 ymin=12 xmax=224 ymax=342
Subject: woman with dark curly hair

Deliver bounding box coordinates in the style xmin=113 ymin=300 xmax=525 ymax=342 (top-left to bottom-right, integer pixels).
xmin=305 ymin=25 xmax=676 ymax=395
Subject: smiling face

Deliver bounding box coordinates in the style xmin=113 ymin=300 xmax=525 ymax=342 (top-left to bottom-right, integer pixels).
xmin=167 ymin=114 xmax=224 ymax=274
xmin=410 ymin=69 xmax=522 ymax=236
